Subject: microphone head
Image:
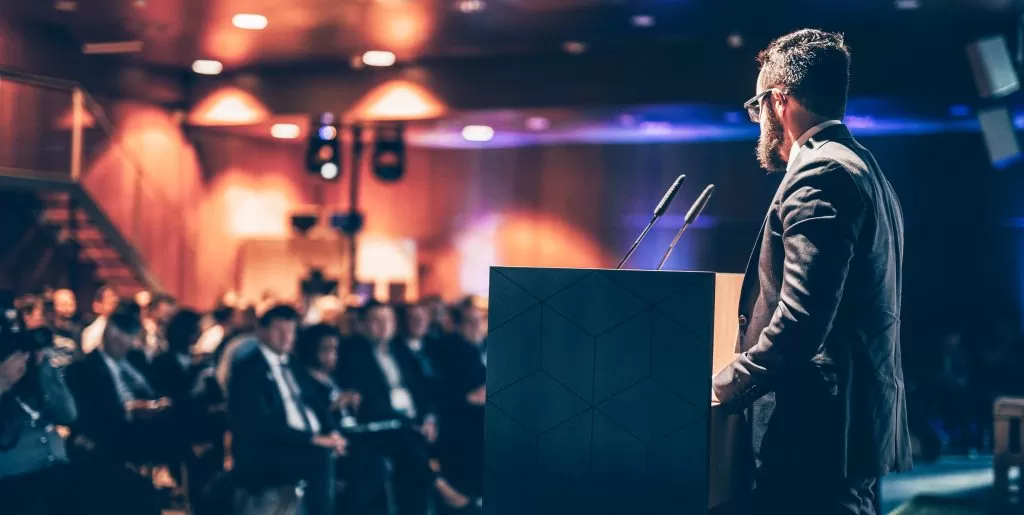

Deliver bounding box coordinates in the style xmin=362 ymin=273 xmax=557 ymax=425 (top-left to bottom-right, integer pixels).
xmin=684 ymin=184 xmax=715 ymax=224
xmin=653 ymin=174 xmax=686 ymax=217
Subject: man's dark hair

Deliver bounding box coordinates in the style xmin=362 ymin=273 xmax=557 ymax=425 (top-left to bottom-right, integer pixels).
xmin=212 ymin=305 xmax=235 ymax=325
xmin=150 ymin=293 xmax=175 ymax=310
xmin=108 ymin=300 xmax=142 ymax=334
xmin=758 ymin=29 xmax=851 ymax=119
xmin=166 ymin=309 xmax=201 ymax=353
xmin=93 ymin=284 xmax=116 ymax=305
xmin=357 ymin=300 xmax=389 ymax=322
xmin=258 ymin=304 xmax=299 ymax=328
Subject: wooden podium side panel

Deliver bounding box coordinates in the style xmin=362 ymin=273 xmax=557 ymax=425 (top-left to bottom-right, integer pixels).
xmin=712 ymin=273 xmax=743 ymax=375
xmin=485 ymin=267 xmax=715 ymax=515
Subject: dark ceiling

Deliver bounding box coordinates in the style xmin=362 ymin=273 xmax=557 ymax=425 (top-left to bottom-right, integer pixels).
xmin=2 ymin=0 xmax=1019 ymax=71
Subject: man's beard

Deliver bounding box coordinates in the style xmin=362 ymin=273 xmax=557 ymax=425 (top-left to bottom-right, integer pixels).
xmin=756 ymin=108 xmax=787 ymax=173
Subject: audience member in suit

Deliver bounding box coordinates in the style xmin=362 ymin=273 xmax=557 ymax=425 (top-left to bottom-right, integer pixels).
xmin=50 ymin=288 xmax=82 ymax=361
xmin=421 ymin=296 xmax=453 ymax=341
xmin=430 ymin=300 xmax=487 ymax=507
xmin=297 ymin=324 xmax=390 ymax=515
xmin=397 ymin=303 xmax=440 ymax=385
xmin=140 ymin=294 xmax=176 ymax=361
xmin=195 ymin=304 xmax=235 ymax=357
xmin=65 ymin=300 xmax=164 ymax=515
xmin=0 ymin=294 xmax=79 ymax=515
xmin=339 ymin=302 xmax=471 ymax=515
xmin=228 ymin=305 xmax=346 ymax=515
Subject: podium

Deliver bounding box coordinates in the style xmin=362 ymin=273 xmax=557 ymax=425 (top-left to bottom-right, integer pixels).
xmin=484 ymin=267 xmax=749 ymax=515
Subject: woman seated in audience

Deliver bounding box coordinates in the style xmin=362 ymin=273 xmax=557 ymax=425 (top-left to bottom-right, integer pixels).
xmin=0 ymin=293 xmax=79 ymax=514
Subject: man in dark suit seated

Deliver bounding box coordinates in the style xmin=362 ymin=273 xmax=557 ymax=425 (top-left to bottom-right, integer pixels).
xmin=429 ymin=299 xmax=487 ymax=510
xmin=712 ymin=29 xmax=912 ymax=514
xmin=65 ymin=300 xmax=167 ymax=515
xmin=228 ymin=305 xmax=346 ymax=515
xmin=338 ymin=301 xmax=464 ymax=515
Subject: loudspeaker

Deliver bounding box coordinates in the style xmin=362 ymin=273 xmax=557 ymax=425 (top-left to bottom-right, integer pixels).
xmin=966 ymin=35 xmax=1020 ymax=99
xmin=978 ymin=106 xmax=1022 ymax=168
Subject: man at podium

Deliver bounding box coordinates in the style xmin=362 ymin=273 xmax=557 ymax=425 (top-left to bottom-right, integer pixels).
xmin=712 ymin=29 xmax=912 ymax=514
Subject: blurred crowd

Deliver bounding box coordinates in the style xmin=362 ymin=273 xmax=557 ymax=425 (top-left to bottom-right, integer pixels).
xmin=0 ymin=285 xmax=489 ymax=515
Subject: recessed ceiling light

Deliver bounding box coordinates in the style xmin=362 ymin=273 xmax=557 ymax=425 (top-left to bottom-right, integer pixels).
xmin=562 ymin=41 xmax=588 ymax=55
xmin=894 ymin=0 xmax=920 ymax=9
xmin=232 ymin=13 xmax=268 ymax=30
xmin=270 ymin=123 xmax=301 ymax=139
xmin=462 ymin=125 xmax=495 ymax=142
xmin=525 ymin=117 xmax=550 ymax=131
xmin=727 ymin=33 xmax=744 ymax=49
xmin=54 ymin=0 xmax=77 ymax=12
xmin=192 ymin=59 xmax=224 ymax=75
xmin=457 ymin=0 xmax=485 ymax=13
xmin=631 ymin=15 xmax=655 ymax=27
xmin=362 ymin=50 xmax=396 ymax=67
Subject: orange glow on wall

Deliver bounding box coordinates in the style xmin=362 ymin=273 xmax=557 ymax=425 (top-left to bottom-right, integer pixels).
xmin=367 ymin=3 xmax=433 ymax=54
xmin=188 ymin=87 xmax=269 ymax=126
xmin=54 ymin=104 xmax=96 ymax=130
xmin=356 ymin=235 xmax=418 ymax=301
xmin=345 ymin=80 xmax=447 ymax=122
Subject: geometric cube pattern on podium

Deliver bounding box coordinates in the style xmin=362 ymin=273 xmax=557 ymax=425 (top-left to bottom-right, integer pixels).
xmin=485 ymin=267 xmax=715 ymax=515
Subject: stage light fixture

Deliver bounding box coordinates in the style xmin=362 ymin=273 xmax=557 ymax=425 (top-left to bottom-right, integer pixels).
xmin=362 ymin=50 xmax=396 ymax=67
xmin=373 ymin=125 xmax=406 ymax=182
xmin=291 ymin=214 xmax=318 ymax=235
xmin=461 ymin=125 xmax=494 ymax=142
xmin=192 ymin=59 xmax=223 ymax=75
xmin=306 ymin=114 xmax=342 ymax=181
xmin=271 ymin=123 xmax=301 ymax=139
xmin=232 ymin=13 xmax=268 ymax=30
xmin=525 ymin=116 xmax=550 ymax=131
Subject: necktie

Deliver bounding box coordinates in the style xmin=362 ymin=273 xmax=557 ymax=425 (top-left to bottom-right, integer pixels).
xmin=280 ymin=361 xmax=317 ymax=432
xmin=119 ymin=363 xmax=155 ymax=399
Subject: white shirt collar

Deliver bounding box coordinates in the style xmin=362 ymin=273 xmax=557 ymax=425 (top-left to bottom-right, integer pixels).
xmin=257 ymin=343 xmax=288 ymax=368
xmin=788 ymin=120 xmax=843 ymax=171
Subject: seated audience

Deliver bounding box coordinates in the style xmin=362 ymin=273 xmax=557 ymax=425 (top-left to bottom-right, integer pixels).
xmin=65 ymin=300 xmax=165 ymax=515
xmin=297 ymin=324 xmax=391 ymax=515
xmin=50 ymin=288 xmax=82 ymax=362
xmin=0 ymin=293 xmax=79 ymax=514
xmin=227 ymin=305 xmax=346 ymax=515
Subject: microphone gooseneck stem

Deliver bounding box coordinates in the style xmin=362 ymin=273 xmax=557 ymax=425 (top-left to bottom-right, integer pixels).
xmin=657 ymin=223 xmax=689 ymax=271
xmin=617 ymin=216 xmax=657 ymax=269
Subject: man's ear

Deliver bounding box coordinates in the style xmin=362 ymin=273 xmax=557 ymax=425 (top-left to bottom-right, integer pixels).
xmin=772 ymin=91 xmax=787 ymax=119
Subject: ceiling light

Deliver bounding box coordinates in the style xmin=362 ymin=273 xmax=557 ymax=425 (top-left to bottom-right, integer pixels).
xmin=525 ymin=117 xmax=550 ymax=131
xmin=319 ymin=125 xmax=338 ymax=140
xmin=320 ymin=162 xmax=340 ymax=180
xmin=727 ymin=33 xmax=744 ymax=49
xmin=631 ymin=15 xmax=655 ymax=27
xmin=192 ymin=59 xmax=224 ymax=75
xmin=894 ymin=0 xmax=920 ymax=9
xmin=271 ymin=123 xmax=301 ymax=139
xmin=562 ymin=41 xmax=588 ymax=55
xmin=232 ymin=13 xmax=268 ymax=30
xmin=54 ymin=0 xmax=77 ymax=12
xmin=82 ymin=41 xmax=143 ymax=54
xmin=362 ymin=50 xmax=396 ymax=67
xmin=457 ymin=0 xmax=485 ymax=13
xmin=462 ymin=125 xmax=494 ymax=142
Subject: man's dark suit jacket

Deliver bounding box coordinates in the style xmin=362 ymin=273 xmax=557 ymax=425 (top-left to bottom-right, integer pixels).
xmin=227 ymin=344 xmax=336 ymax=492
xmin=335 ymin=336 xmax=436 ymax=425
xmin=65 ymin=350 xmax=153 ymax=464
xmin=712 ymin=123 xmax=913 ymax=480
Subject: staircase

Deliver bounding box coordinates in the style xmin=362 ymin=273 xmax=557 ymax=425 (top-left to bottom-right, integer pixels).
xmin=0 ymin=70 xmax=166 ymax=297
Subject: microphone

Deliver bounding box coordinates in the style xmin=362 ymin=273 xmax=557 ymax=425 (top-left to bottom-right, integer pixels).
xmin=616 ymin=175 xmax=686 ymax=269
xmin=657 ymin=184 xmax=715 ymax=271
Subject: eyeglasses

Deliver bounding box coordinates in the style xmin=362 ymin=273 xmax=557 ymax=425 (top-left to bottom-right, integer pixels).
xmin=743 ymin=88 xmax=782 ymax=123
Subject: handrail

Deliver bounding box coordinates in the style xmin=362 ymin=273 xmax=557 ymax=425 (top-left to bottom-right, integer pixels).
xmin=0 ymin=67 xmax=80 ymax=91
xmin=0 ymin=68 xmax=197 ymax=295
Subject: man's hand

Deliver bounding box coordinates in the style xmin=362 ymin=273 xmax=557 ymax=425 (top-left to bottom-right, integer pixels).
xmin=334 ymin=390 xmax=361 ymax=411
xmin=420 ymin=416 xmax=438 ymax=443
xmin=312 ymin=432 xmax=348 ymax=455
xmin=0 ymin=352 xmax=29 ymax=394
xmin=125 ymin=397 xmax=172 ymax=417
xmin=466 ymin=385 xmax=486 ymax=406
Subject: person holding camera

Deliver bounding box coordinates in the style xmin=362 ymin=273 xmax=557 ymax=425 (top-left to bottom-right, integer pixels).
xmin=0 ymin=295 xmax=79 ymax=514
